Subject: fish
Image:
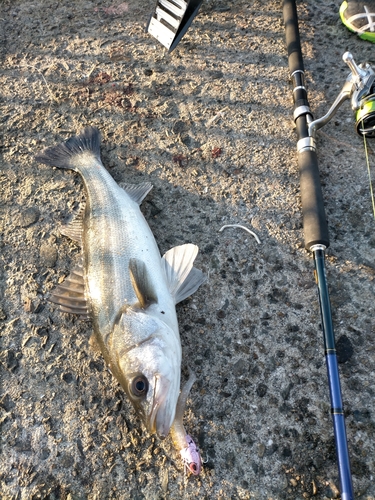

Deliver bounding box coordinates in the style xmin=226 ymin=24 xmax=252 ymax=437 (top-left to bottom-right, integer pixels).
xmin=35 ymin=126 xmax=205 ymax=440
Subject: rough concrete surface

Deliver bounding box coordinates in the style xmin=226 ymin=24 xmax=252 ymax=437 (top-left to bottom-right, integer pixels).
xmin=1 ymin=0 xmax=375 ymax=498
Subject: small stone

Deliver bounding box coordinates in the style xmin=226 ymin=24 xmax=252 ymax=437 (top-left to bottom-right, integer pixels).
xmin=352 ymin=409 xmax=371 ymax=423
xmin=23 ymin=297 xmax=35 ymax=313
xmin=204 ymin=244 xmax=215 ymax=254
xmin=60 ymin=453 xmax=74 ymax=468
xmin=257 ymin=443 xmax=265 ymax=458
xmin=15 ymin=207 xmax=40 ymax=227
xmin=324 ymin=482 xmax=340 ymax=498
xmin=336 ymin=335 xmax=354 ymax=363
xmin=5 ymin=350 xmax=19 ymax=371
xmin=215 ymin=5 xmax=230 ymax=12
xmin=40 ymin=243 xmax=58 ymax=268
xmin=0 ymin=394 xmax=15 ymax=411
xmin=76 ymin=438 xmax=85 ymax=458
xmin=225 ymin=451 xmax=235 ymax=469
xmin=281 ymin=383 xmax=293 ymax=401
xmin=160 ymin=468 xmax=168 ymax=493
xmin=180 ymin=134 xmax=192 ymax=146
xmin=89 ymin=360 xmax=104 ymax=372
xmin=208 ymin=70 xmax=224 ymax=79
xmin=256 ymin=383 xmax=267 ymax=397
xmin=281 ymin=447 xmax=292 ymax=458
xmin=14 ymin=436 xmax=32 ymax=452
xmin=62 ymin=372 xmax=74 ymax=383
xmin=351 ymin=457 xmax=370 ymax=476
xmin=287 ymin=324 xmax=300 ymax=332
xmin=172 ymin=120 xmax=188 ymax=134
xmin=232 ymin=358 xmax=249 ymax=376
xmin=266 ymin=443 xmax=278 ymax=456
xmin=36 ymin=327 xmax=48 ymax=337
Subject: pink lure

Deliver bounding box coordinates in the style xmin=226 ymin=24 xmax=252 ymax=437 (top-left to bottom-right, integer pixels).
xmin=180 ymin=434 xmax=202 ymax=475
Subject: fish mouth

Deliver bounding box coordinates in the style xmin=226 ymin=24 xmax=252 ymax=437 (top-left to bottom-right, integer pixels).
xmin=147 ymin=375 xmax=175 ymax=439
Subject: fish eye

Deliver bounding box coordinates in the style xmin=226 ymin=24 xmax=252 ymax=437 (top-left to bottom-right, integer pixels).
xmin=189 ymin=463 xmax=199 ymax=475
xmin=130 ymin=375 xmax=149 ymax=398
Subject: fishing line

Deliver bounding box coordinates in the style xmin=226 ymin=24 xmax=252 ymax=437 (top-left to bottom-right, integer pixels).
xmin=362 ymin=125 xmax=375 ymax=218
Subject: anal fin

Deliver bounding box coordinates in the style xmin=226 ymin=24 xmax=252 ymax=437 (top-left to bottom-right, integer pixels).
xmin=48 ymin=259 xmax=89 ymax=318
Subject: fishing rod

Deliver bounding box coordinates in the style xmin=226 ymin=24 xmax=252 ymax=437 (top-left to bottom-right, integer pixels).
xmin=283 ymin=1 xmax=375 ymax=498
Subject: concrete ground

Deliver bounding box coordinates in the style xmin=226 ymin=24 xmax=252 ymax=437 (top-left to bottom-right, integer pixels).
xmin=1 ymin=0 xmax=375 ymax=498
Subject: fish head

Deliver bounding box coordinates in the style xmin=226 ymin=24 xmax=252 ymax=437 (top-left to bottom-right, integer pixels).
xmin=115 ymin=311 xmax=181 ymax=440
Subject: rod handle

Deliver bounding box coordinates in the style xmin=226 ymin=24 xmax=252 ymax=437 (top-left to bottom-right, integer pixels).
xmin=283 ymin=0 xmax=304 ymax=74
xmin=299 ymin=149 xmax=330 ymax=250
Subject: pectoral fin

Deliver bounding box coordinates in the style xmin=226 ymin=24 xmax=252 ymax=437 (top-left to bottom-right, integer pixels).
xmin=129 ymin=258 xmax=158 ymax=309
xmin=162 ymin=244 xmax=205 ymax=304
xmin=48 ymin=259 xmax=90 ymax=318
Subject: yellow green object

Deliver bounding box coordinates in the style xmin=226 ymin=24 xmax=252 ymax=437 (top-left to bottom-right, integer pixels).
xmin=356 ymin=96 xmax=375 ymax=136
xmin=340 ymin=1 xmax=375 ymax=43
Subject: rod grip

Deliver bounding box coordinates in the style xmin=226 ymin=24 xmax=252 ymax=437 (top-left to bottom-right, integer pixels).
xmin=283 ymin=0 xmax=304 ymax=74
xmin=299 ymin=149 xmax=330 ymax=249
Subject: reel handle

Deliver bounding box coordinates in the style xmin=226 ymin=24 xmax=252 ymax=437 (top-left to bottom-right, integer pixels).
xmin=343 ymin=52 xmax=368 ymax=80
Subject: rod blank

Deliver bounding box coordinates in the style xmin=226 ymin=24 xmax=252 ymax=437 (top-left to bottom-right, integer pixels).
xmin=313 ymin=249 xmax=353 ymax=499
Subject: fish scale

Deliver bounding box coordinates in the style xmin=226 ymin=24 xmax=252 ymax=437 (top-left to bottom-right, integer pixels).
xmin=69 ymin=155 xmax=162 ymax=329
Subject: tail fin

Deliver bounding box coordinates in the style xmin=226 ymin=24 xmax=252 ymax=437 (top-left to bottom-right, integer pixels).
xmin=35 ymin=126 xmax=101 ymax=170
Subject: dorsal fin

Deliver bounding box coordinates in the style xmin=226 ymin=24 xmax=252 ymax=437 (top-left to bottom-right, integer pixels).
xmin=161 ymin=244 xmax=205 ymax=304
xmin=119 ymin=182 xmax=153 ymax=205
xmin=48 ymin=259 xmax=89 ymax=318
xmin=60 ymin=204 xmax=85 ymax=245
xmin=129 ymin=258 xmax=158 ymax=309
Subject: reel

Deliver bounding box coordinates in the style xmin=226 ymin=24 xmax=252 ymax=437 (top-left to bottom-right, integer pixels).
xmin=355 ymin=91 xmax=375 ymax=138
xmin=307 ymin=52 xmax=375 ymax=140
xmin=306 ymin=52 xmax=375 ymax=217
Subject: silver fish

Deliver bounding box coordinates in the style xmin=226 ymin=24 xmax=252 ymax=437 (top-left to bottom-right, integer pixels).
xmin=35 ymin=127 xmax=205 ymax=439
